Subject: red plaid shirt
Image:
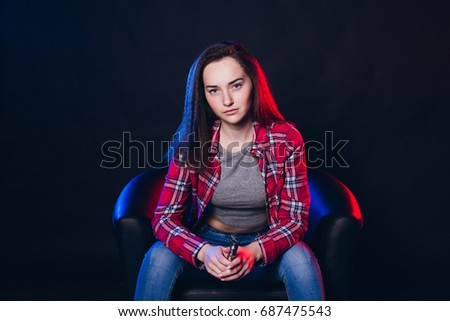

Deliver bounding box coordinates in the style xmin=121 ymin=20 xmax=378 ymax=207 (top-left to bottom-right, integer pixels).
xmin=152 ymin=120 xmax=310 ymax=267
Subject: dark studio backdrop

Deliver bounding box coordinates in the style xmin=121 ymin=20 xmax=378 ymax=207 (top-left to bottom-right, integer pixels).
xmin=1 ymin=1 xmax=450 ymax=300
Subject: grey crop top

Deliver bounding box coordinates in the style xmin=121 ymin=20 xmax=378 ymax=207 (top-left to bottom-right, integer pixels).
xmin=204 ymin=141 xmax=267 ymax=229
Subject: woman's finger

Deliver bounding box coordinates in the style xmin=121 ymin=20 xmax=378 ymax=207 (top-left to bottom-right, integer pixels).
xmin=220 ymin=264 xmax=248 ymax=281
xmin=204 ymin=246 xmax=234 ymax=278
xmin=220 ymin=261 xmax=244 ymax=278
xmin=207 ymin=263 xmax=223 ymax=277
xmin=218 ymin=255 xmax=233 ymax=267
xmin=225 ymin=257 xmax=242 ymax=270
xmin=220 ymin=262 xmax=249 ymax=281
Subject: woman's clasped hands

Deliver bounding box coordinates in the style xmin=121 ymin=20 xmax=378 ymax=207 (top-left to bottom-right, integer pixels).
xmin=197 ymin=242 xmax=262 ymax=281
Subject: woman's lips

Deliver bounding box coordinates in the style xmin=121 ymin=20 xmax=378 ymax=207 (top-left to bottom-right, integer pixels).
xmin=223 ymin=108 xmax=239 ymax=115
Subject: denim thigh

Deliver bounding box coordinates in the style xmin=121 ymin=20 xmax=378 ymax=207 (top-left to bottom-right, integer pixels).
xmin=134 ymin=241 xmax=185 ymax=300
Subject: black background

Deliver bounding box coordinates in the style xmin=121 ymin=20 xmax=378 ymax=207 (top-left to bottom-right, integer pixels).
xmin=1 ymin=0 xmax=450 ymax=300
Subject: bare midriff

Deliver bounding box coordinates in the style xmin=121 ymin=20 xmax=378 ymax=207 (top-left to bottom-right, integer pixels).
xmin=206 ymin=215 xmax=268 ymax=234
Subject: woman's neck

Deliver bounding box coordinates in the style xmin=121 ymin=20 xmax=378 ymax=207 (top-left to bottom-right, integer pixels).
xmin=219 ymin=119 xmax=254 ymax=151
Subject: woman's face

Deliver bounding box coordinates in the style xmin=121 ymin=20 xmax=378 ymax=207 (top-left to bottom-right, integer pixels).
xmin=203 ymin=57 xmax=253 ymax=127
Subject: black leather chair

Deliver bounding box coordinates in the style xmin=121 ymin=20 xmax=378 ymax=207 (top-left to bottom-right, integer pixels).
xmin=112 ymin=168 xmax=363 ymax=300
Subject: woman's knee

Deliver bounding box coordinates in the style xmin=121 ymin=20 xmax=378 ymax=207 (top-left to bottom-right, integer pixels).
xmin=278 ymin=241 xmax=323 ymax=280
xmin=135 ymin=242 xmax=184 ymax=300
xmin=142 ymin=241 xmax=184 ymax=272
xmin=281 ymin=241 xmax=318 ymax=267
xmin=278 ymin=242 xmax=325 ymax=300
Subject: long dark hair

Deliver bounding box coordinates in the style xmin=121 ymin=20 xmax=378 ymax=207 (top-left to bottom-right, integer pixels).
xmin=166 ymin=41 xmax=285 ymax=172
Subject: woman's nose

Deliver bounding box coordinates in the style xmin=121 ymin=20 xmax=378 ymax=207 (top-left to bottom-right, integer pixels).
xmin=222 ymin=91 xmax=234 ymax=107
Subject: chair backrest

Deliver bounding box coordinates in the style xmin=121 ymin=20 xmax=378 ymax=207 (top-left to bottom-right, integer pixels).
xmin=113 ymin=168 xmax=166 ymax=224
xmin=304 ymin=169 xmax=363 ymax=244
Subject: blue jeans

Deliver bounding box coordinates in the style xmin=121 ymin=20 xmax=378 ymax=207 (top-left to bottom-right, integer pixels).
xmin=134 ymin=224 xmax=325 ymax=300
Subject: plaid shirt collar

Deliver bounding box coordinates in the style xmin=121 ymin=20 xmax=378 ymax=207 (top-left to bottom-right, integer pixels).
xmin=208 ymin=119 xmax=274 ymax=160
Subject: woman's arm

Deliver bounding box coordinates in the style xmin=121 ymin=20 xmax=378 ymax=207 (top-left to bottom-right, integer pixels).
xmin=151 ymin=159 xmax=209 ymax=267
xmin=256 ymin=126 xmax=311 ymax=265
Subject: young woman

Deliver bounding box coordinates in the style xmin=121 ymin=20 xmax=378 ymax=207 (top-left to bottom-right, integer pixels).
xmin=134 ymin=41 xmax=325 ymax=300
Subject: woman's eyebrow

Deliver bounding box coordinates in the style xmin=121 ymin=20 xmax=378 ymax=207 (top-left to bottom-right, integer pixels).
xmin=205 ymin=77 xmax=244 ymax=88
xmin=229 ymin=77 xmax=244 ymax=84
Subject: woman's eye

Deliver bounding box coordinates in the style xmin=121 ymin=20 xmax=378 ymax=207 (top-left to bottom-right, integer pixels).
xmin=209 ymin=89 xmax=218 ymax=94
xmin=233 ymin=83 xmax=242 ymax=89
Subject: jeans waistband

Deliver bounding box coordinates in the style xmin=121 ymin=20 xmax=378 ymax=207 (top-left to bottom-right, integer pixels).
xmin=196 ymin=223 xmax=269 ymax=247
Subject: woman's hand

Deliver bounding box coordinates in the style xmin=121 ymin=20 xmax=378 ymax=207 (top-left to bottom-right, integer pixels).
xmin=219 ymin=242 xmax=262 ymax=281
xmin=197 ymin=244 xmax=231 ymax=278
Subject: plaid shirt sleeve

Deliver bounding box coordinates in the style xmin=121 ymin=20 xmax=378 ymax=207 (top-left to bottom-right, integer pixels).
xmin=151 ymin=159 xmax=208 ymax=267
xmin=256 ymin=126 xmax=310 ymax=265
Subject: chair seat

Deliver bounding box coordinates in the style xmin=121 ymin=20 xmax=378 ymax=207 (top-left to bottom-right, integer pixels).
xmin=173 ymin=280 xmax=287 ymax=301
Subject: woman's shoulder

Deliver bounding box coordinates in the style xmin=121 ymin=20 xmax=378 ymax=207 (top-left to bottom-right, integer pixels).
xmin=268 ymin=120 xmax=304 ymax=144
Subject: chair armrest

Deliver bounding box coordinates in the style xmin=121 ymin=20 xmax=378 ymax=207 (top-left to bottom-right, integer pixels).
xmin=311 ymin=214 xmax=361 ymax=300
xmin=114 ymin=216 xmax=155 ymax=298
xmin=306 ymin=169 xmax=363 ymax=300
xmin=112 ymin=168 xmax=166 ymax=298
